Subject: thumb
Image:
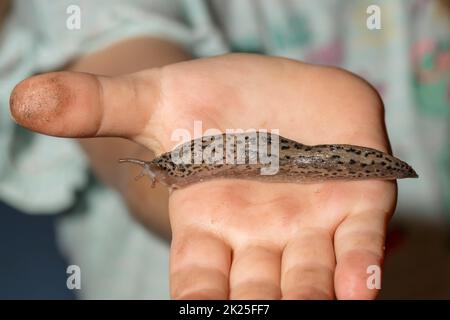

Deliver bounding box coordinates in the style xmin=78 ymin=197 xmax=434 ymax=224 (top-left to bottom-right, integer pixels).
xmin=9 ymin=70 xmax=161 ymax=139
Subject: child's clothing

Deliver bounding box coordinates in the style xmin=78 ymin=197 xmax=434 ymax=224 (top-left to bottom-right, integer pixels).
xmin=0 ymin=0 xmax=449 ymax=298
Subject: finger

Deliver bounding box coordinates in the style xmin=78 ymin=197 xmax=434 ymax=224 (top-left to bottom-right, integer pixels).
xmin=281 ymin=228 xmax=335 ymax=299
xmin=170 ymin=230 xmax=231 ymax=299
xmin=9 ymin=70 xmax=160 ymax=138
xmin=334 ymin=211 xmax=388 ymax=300
xmin=229 ymin=245 xmax=281 ymax=299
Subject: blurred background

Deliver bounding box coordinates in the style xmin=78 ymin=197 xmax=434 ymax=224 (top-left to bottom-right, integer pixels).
xmin=1 ymin=0 xmax=449 ymax=299
xmin=0 ymin=201 xmax=74 ymax=299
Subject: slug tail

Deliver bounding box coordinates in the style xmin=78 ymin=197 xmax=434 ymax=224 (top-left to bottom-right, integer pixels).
xmin=400 ymin=163 xmax=419 ymax=179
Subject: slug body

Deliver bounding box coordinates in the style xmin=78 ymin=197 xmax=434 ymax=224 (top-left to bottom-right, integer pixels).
xmin=119 ymin=132 xmax=418 ymax=190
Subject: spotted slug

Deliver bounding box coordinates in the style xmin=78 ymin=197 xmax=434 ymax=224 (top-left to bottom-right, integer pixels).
xmin=119 ymin=132 xmax=418 ymax=190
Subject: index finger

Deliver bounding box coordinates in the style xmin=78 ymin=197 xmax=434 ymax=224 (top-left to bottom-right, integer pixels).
xmin=170 ymin=230 xmax=232 ymax=299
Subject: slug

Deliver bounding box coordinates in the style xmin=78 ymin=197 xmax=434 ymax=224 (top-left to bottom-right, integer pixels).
xmin=119 ymin=132 xmax=418 ymax=190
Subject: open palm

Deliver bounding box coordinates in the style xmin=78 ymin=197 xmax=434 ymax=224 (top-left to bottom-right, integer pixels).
xmin=11 ymin=54 xmax=396 ymax=299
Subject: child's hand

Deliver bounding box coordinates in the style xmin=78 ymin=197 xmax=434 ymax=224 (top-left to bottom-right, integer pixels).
xmin=10 ymin=53 xmax=395 ymax=299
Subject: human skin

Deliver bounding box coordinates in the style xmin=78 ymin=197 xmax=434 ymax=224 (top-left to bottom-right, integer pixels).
xmin=9 ymin=38 xmax=396 ymax=299
xmin=68 ymin=37 xmax=192 ymax=238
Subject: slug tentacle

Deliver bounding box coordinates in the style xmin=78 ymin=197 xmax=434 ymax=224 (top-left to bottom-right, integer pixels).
xmin=119 ymin=132 xmax=418 ymax=189
xmin=118 ymin=158 xmax=157 ymax=187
